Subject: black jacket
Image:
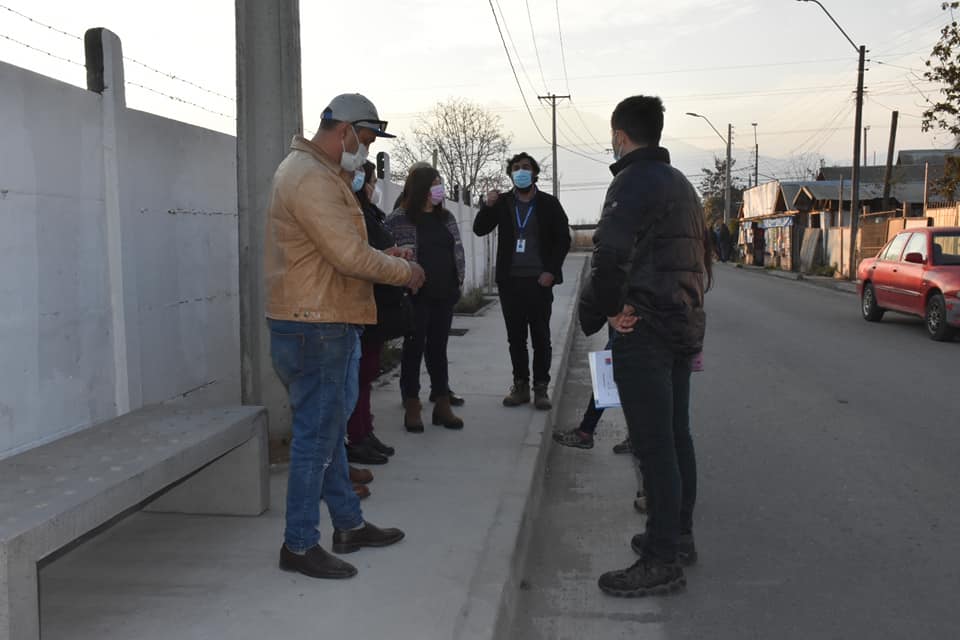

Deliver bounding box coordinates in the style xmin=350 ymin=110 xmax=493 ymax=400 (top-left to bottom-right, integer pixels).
xmin=473 ymin=188 xmax=571 ymax=285
xmin=584 ymin=147 xmax=707 ymax=354
xmin=362 ymin=201 xmax=412 ymax=341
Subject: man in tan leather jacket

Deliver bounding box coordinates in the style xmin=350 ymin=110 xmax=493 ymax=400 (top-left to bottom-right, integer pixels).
xmin=267 ymin=94 xmax=425 ymax=580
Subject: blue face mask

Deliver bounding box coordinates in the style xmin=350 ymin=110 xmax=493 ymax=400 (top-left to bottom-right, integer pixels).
xmin=512 ymin=169 xmax=533 ymax=190
xmin=351 ymin=170 xmax=365 ymax=193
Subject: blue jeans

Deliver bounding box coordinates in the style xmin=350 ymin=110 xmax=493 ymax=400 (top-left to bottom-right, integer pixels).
xmin=612 ymin=322 xmax=696 ymax=563
xmin=268 ymin=319 xmax=364 ymax=552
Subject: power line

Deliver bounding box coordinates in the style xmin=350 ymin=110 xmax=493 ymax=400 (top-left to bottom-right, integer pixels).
xmin=487 ymin=0 xmax=550 ymax=144
xmin=525 ymin=0 xmax=548 ymax=92
xmin=552 ymin=0 xmax=606 ymax=150
xmin=493 ymin=0 xmax=540 ymax=98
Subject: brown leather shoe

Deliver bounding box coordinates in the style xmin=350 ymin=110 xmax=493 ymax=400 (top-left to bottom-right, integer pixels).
xmin=432 ymin=395 xmax=464 ymax=430
xmin=349 ymin=465 xmax=373 ymax=484
xmin=403 ymin=398 xmax=424 ymax=433
xmin=332 ymin=521 xmax=405 ymax=554
xmin=353 ymin=483 xmax=370 ymax=500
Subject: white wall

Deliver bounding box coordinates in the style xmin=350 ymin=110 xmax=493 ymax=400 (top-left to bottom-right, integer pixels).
xmin=0 ymin=45 xmax=239 ymax=458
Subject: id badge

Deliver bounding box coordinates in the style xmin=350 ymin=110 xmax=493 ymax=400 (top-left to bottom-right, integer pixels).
xmin=516 ymin=238 xmax=527 ymax=253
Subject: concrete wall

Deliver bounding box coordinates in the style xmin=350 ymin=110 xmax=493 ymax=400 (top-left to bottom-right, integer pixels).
xmin=0 ymin=39 xmax=239 ymax=458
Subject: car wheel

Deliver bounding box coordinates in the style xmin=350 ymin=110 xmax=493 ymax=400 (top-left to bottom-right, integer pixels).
xmin=861 ymin=283 xmax=884 ymax=322
xmin=925 ymin=293 xmax=956 ymax=342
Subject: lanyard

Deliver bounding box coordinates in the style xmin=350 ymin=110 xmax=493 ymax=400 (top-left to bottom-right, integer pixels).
xmin=515 ymin=199 xmax=535 ymax=236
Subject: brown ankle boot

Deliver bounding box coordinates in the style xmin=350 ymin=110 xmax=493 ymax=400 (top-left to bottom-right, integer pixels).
xmin=533 ymin=383 xmax=552 ymax=410
xmin=349 ymin=465 xmax=373 ymax=485
xmin=432 ymin=395 xmax=464 ymax=430
xmin=503 ymin=380 xmax=531 ymax=407
xmin=403 ymin=398 xmax=424 ymax=433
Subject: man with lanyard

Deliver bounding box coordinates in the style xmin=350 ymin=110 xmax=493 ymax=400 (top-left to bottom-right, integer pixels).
xmin=474 ymin=152 xmax=571 ymax=411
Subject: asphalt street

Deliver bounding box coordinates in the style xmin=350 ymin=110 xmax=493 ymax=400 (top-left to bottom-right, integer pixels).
xmin=511 ymin=263 xmax=960 ymax=640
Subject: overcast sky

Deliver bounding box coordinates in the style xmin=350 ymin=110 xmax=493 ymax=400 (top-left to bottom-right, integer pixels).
xmin=0 ymin=0 xmax=948 ymax=220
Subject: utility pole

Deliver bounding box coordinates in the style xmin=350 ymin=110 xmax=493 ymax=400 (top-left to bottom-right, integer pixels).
xmin=882 ymin=110 xmax=899 ymax=211
xmin=752 ymin=122 xmax=759 ymax=188
xmin=725 ymin=124 xmax=733 ymax=225
xmin=863 ymin=125 xmax=870 ymax=166
xmin=851 ymin=44 xmax=865 ymax=279
xmin=538 ymin=93 xmax=570 ymax=196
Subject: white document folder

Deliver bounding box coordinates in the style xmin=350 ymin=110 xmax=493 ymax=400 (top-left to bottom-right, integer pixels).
xmin=588 ymin=350 xmax=621 ymax=409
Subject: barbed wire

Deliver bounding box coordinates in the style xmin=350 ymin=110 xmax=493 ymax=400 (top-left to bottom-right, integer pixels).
xmin=0 ymin=32 xmax=84 ymax=67
xmin=127 ymin=81 xmax=235 ymax=120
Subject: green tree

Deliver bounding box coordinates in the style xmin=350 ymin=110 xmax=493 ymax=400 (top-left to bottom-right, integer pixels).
xmin=698 ymin=156 xmax=745 ymax=225
xmin=922 ymin=3 xmax=960 ymax=140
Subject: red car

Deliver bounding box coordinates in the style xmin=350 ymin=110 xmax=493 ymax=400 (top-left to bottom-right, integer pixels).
xmin=858 ymin=226 xmax=960 ymax=341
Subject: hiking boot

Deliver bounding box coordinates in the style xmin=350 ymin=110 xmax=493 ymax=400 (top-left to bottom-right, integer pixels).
xmin=553 ymin=429 xmax=594 ymax=449
xmin=431 ymin=389 xmax=466 ymax=407
xmin=533 ymin=383 xmax=552 ymax=411
xmin=598 ymin=557 xmax=686 ymax=598
xmin=432 ymin=395 xmax=464 ymax=430
xmin=503 ymin=380 xmax=531 ymax=407
xmin=403 ymin=398 xmax=424 ymax=433
xmin=634 ymin=490 xmax=648 ymax=514
xmin=630 ymin=533 xmax=698 ymax=567
xmin=367 ymin=432 xmax=395 ymax=457
xmin=613 ymin=437 xmax=632 ymax=455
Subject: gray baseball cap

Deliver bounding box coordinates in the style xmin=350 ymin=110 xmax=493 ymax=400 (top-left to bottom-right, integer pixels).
xmin=321 ymin=93 xmax=395 ymax=138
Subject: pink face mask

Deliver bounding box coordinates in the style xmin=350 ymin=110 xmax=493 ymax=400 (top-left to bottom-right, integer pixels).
xmin=429 ymin=184 xmax=445 ymax=205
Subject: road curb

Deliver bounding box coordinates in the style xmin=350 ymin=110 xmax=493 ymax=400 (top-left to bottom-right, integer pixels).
xmin=730 ymin=263 xmax=858 ymax=295
xmin=453 ymin=257 xmax=588 ymax=640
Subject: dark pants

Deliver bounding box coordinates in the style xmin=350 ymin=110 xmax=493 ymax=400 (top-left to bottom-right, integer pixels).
xmin=612 ymin=323 xmax=697 ymax=563
xmin=347 ymin=337 xmax=382 ymax=444
xmin=400 ymin=297 xmax=455 ymax=399
xmin=498 ymin=277 xmax=553 ymax=385
xmin=580 ymin=329 xmax=615 ymax=435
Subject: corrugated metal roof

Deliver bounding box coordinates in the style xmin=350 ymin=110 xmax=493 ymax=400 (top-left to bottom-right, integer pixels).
xmin=898 ymin=149 xmax=960 ymax=165
xmin=818 ymin=165 xmax=929 ymax=183
xmin=796 ymin=181 xmax=929 ymax=205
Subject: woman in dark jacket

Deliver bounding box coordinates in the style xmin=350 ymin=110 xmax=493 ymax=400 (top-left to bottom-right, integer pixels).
xmin=345 ymin=161 xmax=409 ymax=470
xmin=386 ymin=166 xmax=466 ymax=432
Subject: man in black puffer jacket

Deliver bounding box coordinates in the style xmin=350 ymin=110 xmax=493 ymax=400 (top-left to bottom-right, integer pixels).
xmin=584 ymin=95 xmax=707 ymax=599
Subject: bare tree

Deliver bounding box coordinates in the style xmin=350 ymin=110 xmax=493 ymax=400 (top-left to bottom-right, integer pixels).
xmin=782 ymin=152 xmax=826 ymax=181
xmin=391 ymin=99 xmax=512 ymax=199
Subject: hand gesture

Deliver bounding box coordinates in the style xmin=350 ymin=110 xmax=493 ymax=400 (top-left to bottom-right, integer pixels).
xmin=485 ymin=190 xmax=500 ymax=207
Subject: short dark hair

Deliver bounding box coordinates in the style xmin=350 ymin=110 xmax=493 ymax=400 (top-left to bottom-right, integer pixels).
xmin=356 ymin=160 xmax=376 ymax=208
xmin=611 ymin=96 xmax=664 ymax=146
xmin=319 ymin=118 xmax=342 ymax=132
xmin=506 ymin=152 xmax=540 ymax=177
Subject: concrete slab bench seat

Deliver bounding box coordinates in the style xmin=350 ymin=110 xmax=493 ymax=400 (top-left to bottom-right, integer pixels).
xmin=0 ymin=403 xmax=268 ymax=640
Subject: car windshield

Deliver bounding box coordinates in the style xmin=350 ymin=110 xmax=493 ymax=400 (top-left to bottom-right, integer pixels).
xmin=932 ymin=233 xmax=960 ymax=266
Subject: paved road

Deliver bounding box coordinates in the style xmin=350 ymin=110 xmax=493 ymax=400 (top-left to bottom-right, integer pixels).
xmin=511 ymin=264 xmax=960 ymax=639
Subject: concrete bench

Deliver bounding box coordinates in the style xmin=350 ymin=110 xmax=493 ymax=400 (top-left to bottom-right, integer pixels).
xmin=0 ymin=404 xmax=269 ymax=639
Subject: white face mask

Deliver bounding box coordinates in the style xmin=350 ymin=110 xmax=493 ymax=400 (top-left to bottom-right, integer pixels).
xmin=340 ymin=125 xmax=369 ymax=172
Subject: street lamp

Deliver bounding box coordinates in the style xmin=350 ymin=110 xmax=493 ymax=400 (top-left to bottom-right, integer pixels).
xmin=797 ymin=0 xmax=865 ymax=280
xmin=687 ymin=112 xmax=732 ymax=224
xmin=752 ymin=123 xmax=759 ymax=188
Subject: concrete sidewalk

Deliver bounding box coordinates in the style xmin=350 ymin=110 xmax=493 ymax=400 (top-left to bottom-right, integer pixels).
xmin=38 ymin=256 xmax=587 ymax=640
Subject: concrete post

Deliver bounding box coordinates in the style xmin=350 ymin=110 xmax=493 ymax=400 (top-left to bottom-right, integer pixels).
xmin=235 ymin=0 xmax=303 ymax=440
xmin=85 ymin=28 xmax=144 ymax=416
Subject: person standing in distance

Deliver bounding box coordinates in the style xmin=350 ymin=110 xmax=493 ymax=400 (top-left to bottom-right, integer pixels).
xmin=265 ymin=93 xmax=426 ymax=580
xmin=473 ymin=153 xmax=571 ymax=410
xmin=587 ymin=95 xmax=707 ymax=598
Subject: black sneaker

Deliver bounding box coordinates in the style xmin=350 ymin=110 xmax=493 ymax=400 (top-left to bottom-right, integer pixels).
xmin=346 ymin=440 xmax=389 ymax=466
xmin=279 ymin=544 xmax=357 ymax=579
xmin=613 ymin=437 xmax=632 ymax=454
xmin=366 ymin=432 xmax=395 ymax=457
xmin=553 ymin=429 xmax=594 ymax=449
xmin=598 ymin=557 xmax=686 ymax=598
xmin=630 ymin=533 xmax=698 ymax=566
